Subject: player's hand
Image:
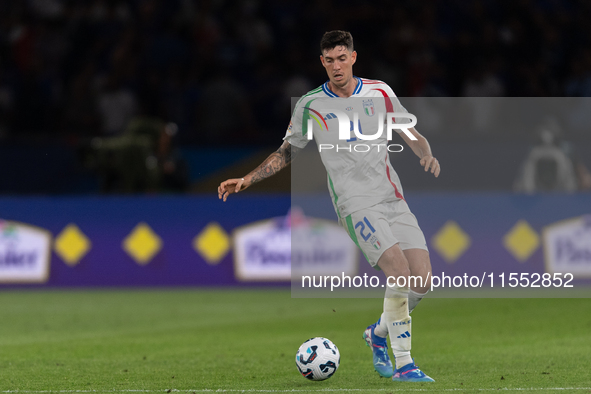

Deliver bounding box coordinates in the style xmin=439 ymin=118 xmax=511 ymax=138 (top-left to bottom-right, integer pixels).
xmin=218 ymin=177 xmax=249 ymax=202
xmin=420 ymin=155 xmax=440 ymax=178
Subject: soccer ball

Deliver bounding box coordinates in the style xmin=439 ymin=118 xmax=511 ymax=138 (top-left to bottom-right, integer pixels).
xmin=295 ymin=337 xmax=340 ymax=381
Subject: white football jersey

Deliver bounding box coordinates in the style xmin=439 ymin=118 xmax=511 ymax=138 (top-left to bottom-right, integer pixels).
xmin=284 ymin=77 xmax=411 ymax=219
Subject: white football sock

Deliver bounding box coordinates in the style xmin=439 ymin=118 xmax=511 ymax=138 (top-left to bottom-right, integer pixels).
xmin=393 ymin=350 xmax=412 ymax=369
xmin=409 ymin=289 xmax=428 ymax=314
xmin=383 ymin=286 xmax=413 ymax=370
xmin=374 ymin=313 xmax=388 ymax=338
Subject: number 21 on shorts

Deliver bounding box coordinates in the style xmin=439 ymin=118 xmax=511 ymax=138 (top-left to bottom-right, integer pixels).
xmin=355 ymin=217 xmax=375 ymax=241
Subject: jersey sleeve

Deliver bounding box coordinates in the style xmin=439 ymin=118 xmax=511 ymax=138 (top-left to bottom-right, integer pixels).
xmin=282 ymin=97 xmax=312 ymax=149
xmin=382 ymin=84 xmax=411 ymax=133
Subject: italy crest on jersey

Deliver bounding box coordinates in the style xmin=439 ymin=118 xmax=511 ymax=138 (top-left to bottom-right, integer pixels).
xmin=369 ymin=234 xmax=381 ymax=250
xmin=363 ymin=99 xmax=375 ymax=117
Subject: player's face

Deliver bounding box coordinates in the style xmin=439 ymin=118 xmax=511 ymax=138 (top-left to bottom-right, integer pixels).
xmin=320 ymin=46 xmax=357 ymax=88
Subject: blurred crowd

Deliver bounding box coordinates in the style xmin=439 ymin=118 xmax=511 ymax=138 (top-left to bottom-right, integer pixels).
xmin=1 ymin=0 xmax=591 ymax=148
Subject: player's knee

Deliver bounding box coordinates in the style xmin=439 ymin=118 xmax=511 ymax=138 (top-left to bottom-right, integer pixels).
xmin=399 ymin=267 xmax=411 ymax=280
xmin=377 ymin=245 xmax=410 ymax=277
xmin=407 ymin=270 xmax=430 ymax=292
xmin=380 ymin=258 xmax=410 ymax=281
xmin=416 ymin=273 xmax=431 ymax=293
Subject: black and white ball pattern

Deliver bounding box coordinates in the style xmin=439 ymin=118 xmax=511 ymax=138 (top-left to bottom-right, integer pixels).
xmin=295 ymin=337 xmax=340 ymax=381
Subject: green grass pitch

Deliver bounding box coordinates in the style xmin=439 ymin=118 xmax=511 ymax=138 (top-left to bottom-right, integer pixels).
xmin=0 ymin=289 xmax=590 ymax=393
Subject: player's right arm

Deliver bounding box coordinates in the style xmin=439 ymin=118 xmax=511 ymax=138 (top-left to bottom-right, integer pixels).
xmin=217 ymin=141 xmax=300 ymax=202
xmin=218 ymin=93 xmax=313 ymax=201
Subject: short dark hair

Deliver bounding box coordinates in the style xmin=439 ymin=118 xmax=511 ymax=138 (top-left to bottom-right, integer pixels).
xmin=320 ymin=30 xmax=354 ymax=54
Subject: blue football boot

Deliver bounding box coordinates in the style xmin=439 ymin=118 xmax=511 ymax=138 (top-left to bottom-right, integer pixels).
xmin=392 ymin=360 xmax=435 ymax=382
xmin=362 ymin=323 xmax=393 ymax=378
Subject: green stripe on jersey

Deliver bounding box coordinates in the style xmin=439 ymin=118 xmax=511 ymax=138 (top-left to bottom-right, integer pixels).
xmin=328 ymin=174 xmax=340 ymax=219
xmin=302 ymin=86 xmax=322 ymax=98
xmin=292 ymin=86 xmax=323 ymax=116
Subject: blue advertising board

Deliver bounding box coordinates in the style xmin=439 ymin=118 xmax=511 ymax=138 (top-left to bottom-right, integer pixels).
xmin=1 ymin=193 xmax=590 ymax=289
xmin=0 ymin=195 xmax=290 ymax=287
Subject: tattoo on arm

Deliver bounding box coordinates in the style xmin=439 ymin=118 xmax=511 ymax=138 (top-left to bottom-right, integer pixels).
xmin=248 ymin=141 xmax=300 ymax=185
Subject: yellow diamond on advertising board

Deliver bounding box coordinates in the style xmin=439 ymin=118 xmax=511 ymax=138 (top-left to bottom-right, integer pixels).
xmin=54 ymin=224 xmax=91 ymax=266
xmin=431 ymin=221 xmax=471 ymax=264
xmin=503 ymin=220 xmax=539 ymax=262
xmin=194 ymin=222 xmax=230 ymax=265
xmin=122 ymin=222 xmax=162 ymax=265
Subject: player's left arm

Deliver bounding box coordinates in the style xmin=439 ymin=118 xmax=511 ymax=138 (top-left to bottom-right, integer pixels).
xmin=399 ymin=127 xmax=440 ymax=177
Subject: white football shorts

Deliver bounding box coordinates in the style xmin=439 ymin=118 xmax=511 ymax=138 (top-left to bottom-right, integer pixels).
xmin=341 ymin=199 xmax=428 ymax=268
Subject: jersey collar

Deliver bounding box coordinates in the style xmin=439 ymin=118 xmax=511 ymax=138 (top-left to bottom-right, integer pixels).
xmin=322 ymin=76 xmax=363 ymax=97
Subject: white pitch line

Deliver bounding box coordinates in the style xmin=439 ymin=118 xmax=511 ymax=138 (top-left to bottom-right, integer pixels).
xmin=0 ymin=390 xmax=585 ymax=393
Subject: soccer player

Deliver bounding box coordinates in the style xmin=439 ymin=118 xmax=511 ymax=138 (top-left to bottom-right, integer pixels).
xmin=218 ymin=30 xmax=440 ymax=383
